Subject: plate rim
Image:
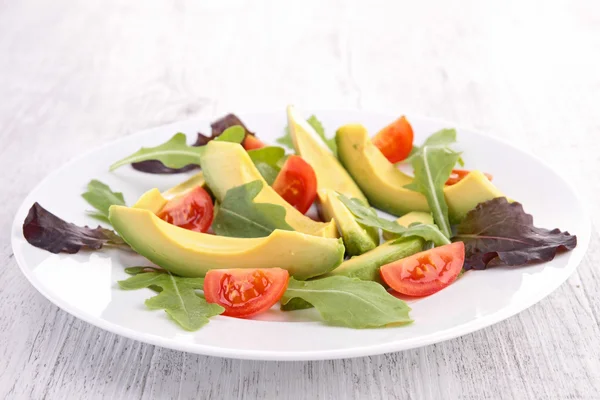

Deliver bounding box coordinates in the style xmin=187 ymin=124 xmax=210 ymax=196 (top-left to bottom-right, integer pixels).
xmin=11 ymin=110 xmax=592 ymax=361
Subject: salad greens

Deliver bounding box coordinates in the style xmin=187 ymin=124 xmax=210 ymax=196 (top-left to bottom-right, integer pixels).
xmin=21 ymin=108 xmax=580 ymax=334
xmin=110 ymin=126 xmax=245 ymax=171
xmin=23 ymin=203 xmax=128 ymax=254
xmin=212 ymin=180 xmax=294 ymax=238
xmin=454 ymin=197 xmax=577 ymax=270
xmin=82 ymin=179 xmax=126 ymax=222
xmin=247 ymin=146 xmax=286 ymax=185
xmin=282 ymin=276 xmax=412 ymax=328
xmin=338 ymin=194 xmax=450 ymax=246
xmin=279 ymin=115 xmax=337 ymax=156
xmin=405 ymin=146 xmax=461 ymax=238
xmin=119 ymin=271 xmax=224 ymax=331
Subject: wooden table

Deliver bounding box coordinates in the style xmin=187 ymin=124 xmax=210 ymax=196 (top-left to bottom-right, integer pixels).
xmin=1 ymin=1 xmax=599 ymax=399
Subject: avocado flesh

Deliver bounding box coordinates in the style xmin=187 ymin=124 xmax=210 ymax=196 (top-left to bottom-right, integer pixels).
xmin=325 ymin=238 xmax=424 ymax=284
xmin=318 ymin=189 xmax=379 ymax=256
xmin=287 ymin=106 xmax=368 ymax=204
xmin=336 ymin=124 xmax=506 ymax=221
xmin=199 ymin=141 xmax=338 ymax=238
xmin=109 ymin=205 xmax=344 ymax=280
xmin=445 ymin=170 xmax=505 ymax=222
xmin=382 ymin=211 xmax=434 ymax=241
xmin=336 ymin=124 xmax=429 ymax=216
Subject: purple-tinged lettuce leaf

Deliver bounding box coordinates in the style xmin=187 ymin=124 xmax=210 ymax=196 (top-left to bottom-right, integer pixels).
xmin=23 ymin=203 xmax=128 ymax=254
xmin=453 ymin=197 xmax=577 ymax=270
xmin=211 ymin=113 xmax=255 ymax=137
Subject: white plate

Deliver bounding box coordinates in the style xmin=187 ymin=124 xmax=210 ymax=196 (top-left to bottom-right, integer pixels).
xmin=11 ymin=110 xmax=590 ymax=361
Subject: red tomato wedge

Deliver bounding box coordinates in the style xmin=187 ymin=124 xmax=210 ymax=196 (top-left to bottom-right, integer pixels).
xmin=271 ymin=155 xmax=317 ymax=214
xmin=157 ymin=186 xmax=214 ymax=233
xmin=242 ymin=135 xmax=266 ymax=150
xmin=380 ymin=242 xmax=465 ymax=297
xmin=446 ymin=169 xmax=493 ymax=186
xmin=372 ymin=116 xmax=414 ymax=163
xmin=204 ymin=268 xmax=289 ymax=318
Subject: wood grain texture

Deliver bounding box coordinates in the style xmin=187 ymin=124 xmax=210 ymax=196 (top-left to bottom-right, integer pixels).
xmin=1 ymin=0 xmax=599 ymax=399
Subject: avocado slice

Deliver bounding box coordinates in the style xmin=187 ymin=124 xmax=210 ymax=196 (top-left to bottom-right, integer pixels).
xmin=445 ymin=170 xmax=505 ymax=222
xmin=382 ymin=211 xmax=434 ymax=241
xmin=336 ymin=124 xmax=507 ymax=221
xmin=336 ymin=124 xmax=429 ymax=216
xmin=325 ymin=238 xmax=424 ymax=284
xmin=318 ymin=189 xmax=379 ymax=256
xmin=199 ymin=141 xmax=338 ymax=238
xmin=109 ymin=205 xmax=344 ymax=280
xmin=287 ymin=106 xmax=368 ymax=204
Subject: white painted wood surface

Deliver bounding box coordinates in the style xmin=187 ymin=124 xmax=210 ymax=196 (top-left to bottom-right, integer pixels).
xmin=1 ymin=1 xmax=599 ymax=398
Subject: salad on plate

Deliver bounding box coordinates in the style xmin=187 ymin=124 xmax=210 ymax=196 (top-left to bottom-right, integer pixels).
xmin=22 ymin=106 xmax=577 ymax=331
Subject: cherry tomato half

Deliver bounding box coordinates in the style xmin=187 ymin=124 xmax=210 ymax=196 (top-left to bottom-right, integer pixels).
xmin=157 ymin=186 xmax=214 ymax=233
xmin=372 ymin=116 xmax=414 ymax=163
xmin=380 ymin=242 xmax=465 ymax=297
xmin=242 ymin=135 xmax=266 ymax=150
xmin=446 ymin=169 xmax=493 ymax=186
xmin=271 ymin=155 xmax=317 ymax=214
xmin=204 ymin=268 xmax=289 ymax=318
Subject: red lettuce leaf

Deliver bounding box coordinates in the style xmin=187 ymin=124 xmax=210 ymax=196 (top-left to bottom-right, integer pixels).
xmin=453 ymin=197 xmax=577 ymax=270
xmin=132 ymin=114 xmax=255 ymax=174
xmin=211 ymin=113 xmax=254 ymax=137
xmin=23 ymin=203 xmax=128 ymax=254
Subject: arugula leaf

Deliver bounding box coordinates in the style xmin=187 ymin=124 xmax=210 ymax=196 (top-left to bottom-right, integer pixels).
xmin=281 ymin=276 xmax=412 ymax=328
xmin=118 ymin=271 xmax=223 ymax=331
xmin=280 ymin=297 xmax=314 ymax=311
xmin=405 ymin=128 xmax=463 ymax=166
xmin=124 ymin=266 xmax=164 ymax=275
xmin=453 ymin=198 xmax=577 ymax=270
xmin=23 ymin=203 xmax=128 ymax=254
xmin=404 ymin=147 xmax=460 ymax=238
xmin=338 ymin=194 xmax=450 ymax=246
xmin=82 ymin=180 xmax=126 ymax=222
xmin=278 ymin=115 xmax=337 ymax=155
xmin=247 ymin=146 xmax=286 ymax=185
xmin=212 ymin=180 xmax=294 ymax=238
xmin=110 ymin=126 xmax=245 ymax=171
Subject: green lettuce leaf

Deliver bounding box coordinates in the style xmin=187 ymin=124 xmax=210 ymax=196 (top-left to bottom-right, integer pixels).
xmin=338 ymin=194 xmax=450 ymax=246
xmin=404 ymin=147 xmax=461 ymax=238
xmin=212 ymin=180 xmax=294 ymax=238
xmin=110 ymin=126 xmax=245 ymax=171
xmin=118 ymin=271 xmax=224 ymax=331
xmin=281 ymin=276 xmax=412 ymax=328
xmin=247 ymin=146 xmax=286 ymax=185
xmin=82 ymin=180 xmax=126 ymax=222
xmin=278 ymin=115 xmax=337 ymax=155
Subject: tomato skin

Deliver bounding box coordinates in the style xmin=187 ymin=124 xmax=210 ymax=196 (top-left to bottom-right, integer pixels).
xmin=380 ymin=242 xmax=465 ymax=297
xmin=271 ymin=155 xmax=317 ymax=214
xmin=446 ymin=169 xmax=493 ymax=186
xmin=204 ymin=268 xmax=289 ymax=318
xmin=372 ymin=116 xmax=414 ymax=163
xmin=157 ymin=187 xmax=214 ymax=233
xmin=243 ymin=135 xmax=266 ymax=150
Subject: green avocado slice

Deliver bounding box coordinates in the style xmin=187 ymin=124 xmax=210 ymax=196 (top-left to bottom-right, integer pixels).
xmin=287 ymin=106 xmax=368 ymax=204
xmin=325 ymin=238 xmax=424 ymax=284
xmin=318 ymin=189 xmax=379 ymax=256
xmin=336 ymin=123 xmax=506 ymax=221
xmin=109 ymin=205 xmax=344 ymax=280
xmin=199 ymin=141 xmax=338 ymax=238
